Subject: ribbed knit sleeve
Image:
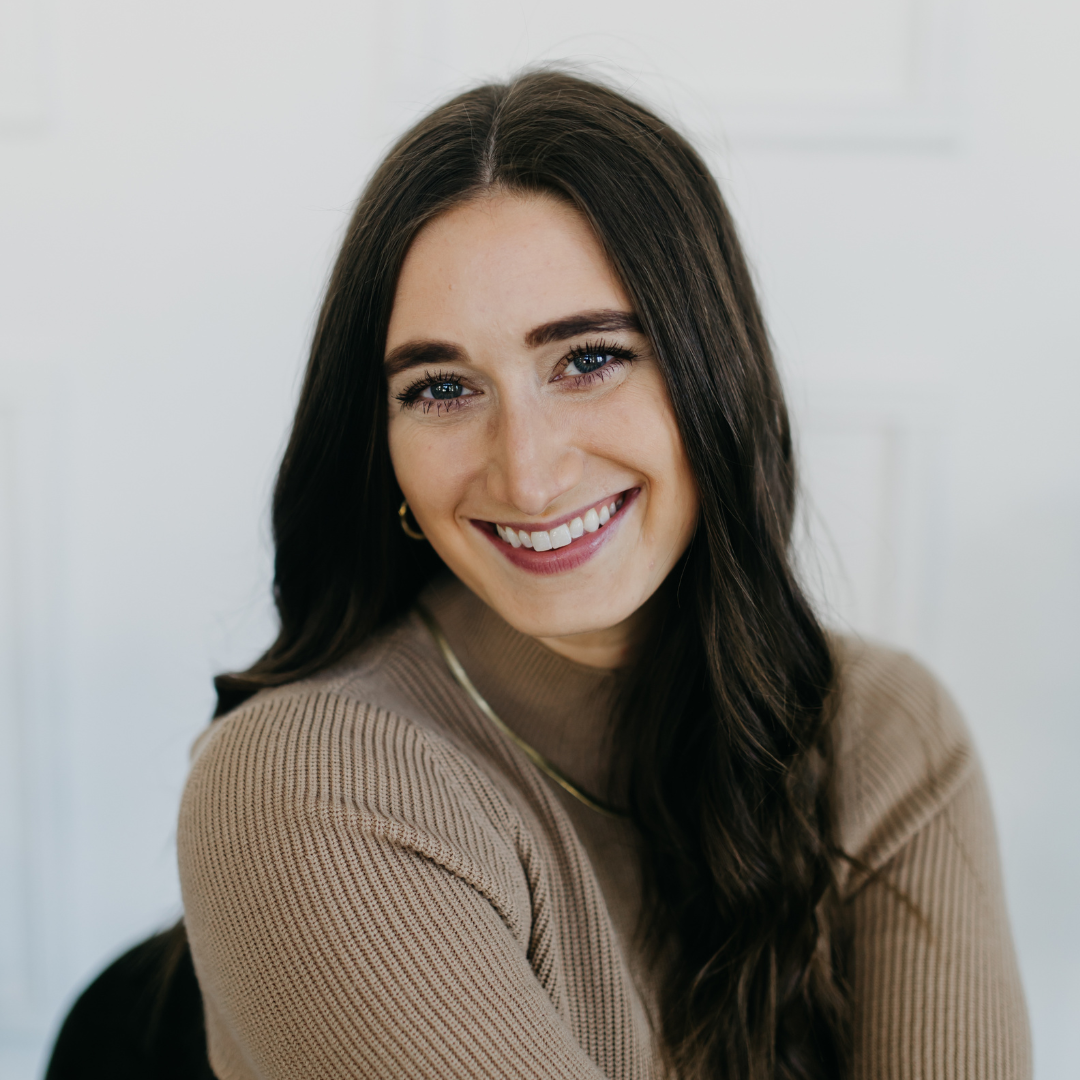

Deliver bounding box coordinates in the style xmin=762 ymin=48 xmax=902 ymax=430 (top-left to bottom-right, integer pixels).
xmin=849 ymin=769 xmax=1030 ymax=1079
xmin=834 ymin=641 xmax=1032 ymax=1080
xmin=178 ymin=688 xmax=615 ymax=1080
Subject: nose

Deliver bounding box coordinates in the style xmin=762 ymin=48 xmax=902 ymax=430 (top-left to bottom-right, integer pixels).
xmin=487 ymin=398 xmax=583 ymax=518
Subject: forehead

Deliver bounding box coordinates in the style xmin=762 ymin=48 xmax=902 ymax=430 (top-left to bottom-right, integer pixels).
xmin=386 ymin=192 xmax=630 ymax=348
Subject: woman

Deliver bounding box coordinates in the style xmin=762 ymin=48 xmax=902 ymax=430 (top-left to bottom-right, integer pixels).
xmin=177 ymin=72 xmax=1029 ymax=1080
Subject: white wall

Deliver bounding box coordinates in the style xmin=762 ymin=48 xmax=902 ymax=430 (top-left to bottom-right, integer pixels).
xmin=1 ymin=1 xmax=1077 ymax=1076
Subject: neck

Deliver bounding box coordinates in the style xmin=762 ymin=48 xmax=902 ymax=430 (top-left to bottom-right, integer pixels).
xmin=419 ymin=573 xmax=621 ymax=801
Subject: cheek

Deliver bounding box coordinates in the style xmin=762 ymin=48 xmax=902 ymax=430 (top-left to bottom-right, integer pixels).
xmin=633 ymin=421 xmax=696 ymax=564
xmin=658 ymin=410 xmax=699 ymax=536
xmin=590 ymin=373 xmax=698 ymax=527
xmin=646 ymin=431 xmax=699 ymax=550
xmin=387 ymin=418 xmax=477 ymax=530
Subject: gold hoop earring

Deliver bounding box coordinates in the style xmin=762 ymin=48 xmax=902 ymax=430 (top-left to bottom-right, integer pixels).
xmin=398 ymin=500 xmax=426 ymax=541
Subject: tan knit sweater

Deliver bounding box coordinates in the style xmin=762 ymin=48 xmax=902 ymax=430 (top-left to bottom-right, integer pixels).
xmin=178 ymin=576 xmax=1030 ymax=1080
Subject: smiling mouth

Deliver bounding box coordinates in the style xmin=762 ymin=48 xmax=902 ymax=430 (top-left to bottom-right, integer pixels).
xmin=491 ymin=492 xmax=628 ymax=552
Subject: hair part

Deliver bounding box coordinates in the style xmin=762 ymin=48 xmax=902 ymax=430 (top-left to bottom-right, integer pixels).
xmin=214 ymin=70 xmax=850 ymax=1079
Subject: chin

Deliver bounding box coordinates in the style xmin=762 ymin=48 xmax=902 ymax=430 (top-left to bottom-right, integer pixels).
xmin=488 ymin=589 xmax=639 ymax=642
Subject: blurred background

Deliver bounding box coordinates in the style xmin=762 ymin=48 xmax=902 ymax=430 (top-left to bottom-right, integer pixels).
xmin=1 ymin=0 xmax=1077 ymax=1076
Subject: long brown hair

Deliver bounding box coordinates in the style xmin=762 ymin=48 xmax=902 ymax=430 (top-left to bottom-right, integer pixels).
xmin=214 ymin=70 xmax=849 ymax=1079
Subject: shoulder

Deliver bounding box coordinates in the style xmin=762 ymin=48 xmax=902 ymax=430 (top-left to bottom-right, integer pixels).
xmin=189 ymin=608 xmax=464 ymax=772
xmin=829 ymin=634 xmax=978 ymax=873
xmin=180 ymin=611 xmax=530 ymax=917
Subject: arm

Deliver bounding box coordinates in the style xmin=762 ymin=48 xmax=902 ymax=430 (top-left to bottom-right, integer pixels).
xmin=847 ymin=767 xmax=1031 ymax=1080
xmin=179 ymin=694 xmax=612 ymax=1080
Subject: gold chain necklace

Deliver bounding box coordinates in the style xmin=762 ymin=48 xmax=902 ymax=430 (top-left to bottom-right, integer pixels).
xmin=416 ymin=604 xmax=628 ymax=820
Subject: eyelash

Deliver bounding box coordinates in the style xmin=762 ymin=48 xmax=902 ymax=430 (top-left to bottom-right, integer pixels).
xmin=558 ymin=340 xmax=637 ymax=383
xmin=394 ymin=340 xmax=638 ymax=414
xmin=394 ymin=369 xmax=463 ymax=414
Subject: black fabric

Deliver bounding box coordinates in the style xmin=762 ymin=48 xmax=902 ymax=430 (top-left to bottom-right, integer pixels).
xmin=46 ymin=926 xmax=214 ymax=1080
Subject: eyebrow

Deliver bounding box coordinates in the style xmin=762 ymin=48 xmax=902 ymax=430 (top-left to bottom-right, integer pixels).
xmin=524 ymin=308 xmax=641 ymax=348
xmin=383 ymin=340 xmax=466 ymax=379
xmin=383 ymin=308 xmax=642 ymax=378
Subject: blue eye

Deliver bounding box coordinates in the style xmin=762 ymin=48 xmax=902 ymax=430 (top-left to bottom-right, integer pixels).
xmin=568 ymin=352 xmax=612 ymax=375
xmin=394 ymin=369 xmax=477 ymax=413
xmin=428 ymin=380 xmax=464 ymax=399
xmin=560 ymin=340 xmax=637 ymax=380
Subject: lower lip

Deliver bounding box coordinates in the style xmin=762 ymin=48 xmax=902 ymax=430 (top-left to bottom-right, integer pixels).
xmin=473 ymin=488 xmax=640 ymax=577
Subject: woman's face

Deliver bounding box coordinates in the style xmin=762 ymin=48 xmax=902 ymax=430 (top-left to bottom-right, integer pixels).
xmin=385 ymin=193 xmax=699 ymax=668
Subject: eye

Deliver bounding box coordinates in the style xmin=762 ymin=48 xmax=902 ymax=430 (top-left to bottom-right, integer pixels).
xmin=394 ymin=369 xmax=479 ymax=413
xmin=556 ymin=340 xmax=637 ymax=383
xmin=425 ymin=379 xmax=465 ymax=399
xmin=567 ymin=351 xmax=615 ymax=376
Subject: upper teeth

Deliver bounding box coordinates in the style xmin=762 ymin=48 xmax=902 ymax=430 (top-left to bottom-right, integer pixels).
xmin=495 ymin=496 xmax=625 ymax=551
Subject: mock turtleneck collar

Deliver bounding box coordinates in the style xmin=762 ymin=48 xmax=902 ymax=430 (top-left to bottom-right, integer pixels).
xmin=419 ymin=573 xmax=620 ymax=803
